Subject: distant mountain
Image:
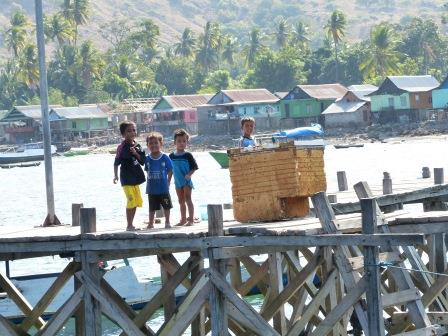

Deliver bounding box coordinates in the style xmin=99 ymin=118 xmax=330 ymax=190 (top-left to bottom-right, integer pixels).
xmin=0 ymin=0 xmax=447 ymax=53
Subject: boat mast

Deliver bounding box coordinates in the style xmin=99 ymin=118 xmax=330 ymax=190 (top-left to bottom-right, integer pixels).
xmin=35 ymin=0 xmax=60 ymax=226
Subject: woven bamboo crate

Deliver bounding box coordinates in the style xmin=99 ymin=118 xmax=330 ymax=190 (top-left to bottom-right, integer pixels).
xmin=229 ymin=143 xmax=326 ymax=222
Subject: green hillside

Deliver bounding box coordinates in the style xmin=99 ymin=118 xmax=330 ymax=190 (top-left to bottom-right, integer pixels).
xmin=0 ymin=0 xmax=447 ymax=53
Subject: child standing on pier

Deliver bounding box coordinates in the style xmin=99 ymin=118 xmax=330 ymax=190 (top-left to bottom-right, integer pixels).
xmin=239 ymin=116 xmax=257 ymax=147
xmin=144 ymin=132 xmax=173 ymax=229
xmin=113 ymin=121 xmax=146 ymax=231
xmin=170 ymin=129 xmax=199 ymax=226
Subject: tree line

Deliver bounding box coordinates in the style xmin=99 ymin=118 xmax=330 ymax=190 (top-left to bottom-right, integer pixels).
xmin=1 ymin=0 xmax=448 ymax=110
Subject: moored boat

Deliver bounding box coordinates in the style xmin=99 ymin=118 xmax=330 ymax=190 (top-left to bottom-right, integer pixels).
xmin=209 ymin=151 xmax=229 ymax=168
xmin=0 ymin=142 xmax=57 ymax=164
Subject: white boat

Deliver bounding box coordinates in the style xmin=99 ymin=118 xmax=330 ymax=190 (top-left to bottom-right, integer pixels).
xmin=0 ymin=142 xmax=57 ymax=164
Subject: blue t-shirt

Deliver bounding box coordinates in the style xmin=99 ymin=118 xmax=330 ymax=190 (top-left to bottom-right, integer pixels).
xmin=169 ymin=152 xmax=198 ymax=189
xmin=240 ymin=136 xmax=256 ymax=147
xmin=144 ymin=153 xmax=173 ymax=195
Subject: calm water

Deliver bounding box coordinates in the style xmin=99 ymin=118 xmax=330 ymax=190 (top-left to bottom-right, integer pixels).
xmin=0 ymin=136 xmax=447 ymax=334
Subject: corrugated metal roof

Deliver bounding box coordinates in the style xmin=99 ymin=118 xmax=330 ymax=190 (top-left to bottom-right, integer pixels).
xmin=162 ymin=94 xmax=213 ymax=109
xmin=296 ymin=84 xmax=347 ymax=100
xmin=346 ymin=85 xmax=378 ymax=101
xmin=0 ymin=110 xmax=8 ymax=120
xmin=13 ymin=105 xmax=63 ymax=119
xmin=51 ymin=105 xmax=108 ymax=119
xmin=220 ymin=89 xmax=279 ymax=103
xmin=322 ymin=101 xmax=367 ymax=114
xmin=388 ymin=75 xmax=439 ymax=92
xmin=274 ymin=92 xmax=288 ymax=99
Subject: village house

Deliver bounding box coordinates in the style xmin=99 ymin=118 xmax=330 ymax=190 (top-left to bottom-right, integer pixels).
xmin=369 ymin=75 xmax=439 ymax=123
xmin=110 ymin=98 xmax=158 ymax=133
xmin=431 ymin=75 xmax=448 ymax=119
xmin=0 ymin=110 xmax=8 ymax=143
xmin=151 ymin=94 xmax=212 ymax=136
xmin=197 ymin=89 xmax=280 ymax=135
xmin=49 ymin=105 xmax=110 ymax=142
xmin=0 ymin=105 xmax=62 ymax=144
xmin=280 ymin=84 xmax=348 ymax=128
xmin=322 ymin=84 xmax=377 ymax=128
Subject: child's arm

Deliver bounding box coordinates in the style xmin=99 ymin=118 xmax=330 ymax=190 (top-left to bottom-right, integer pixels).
xmin=185 ymin=153 xmax=198 ymax=180
xmin=167 ymin=171 xmax=173 ymax=185
xmin=113 ymin=165 xmax=119 ymax=184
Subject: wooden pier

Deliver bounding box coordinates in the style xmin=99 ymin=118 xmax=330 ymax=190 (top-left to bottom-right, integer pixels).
xmin=2 ymin=176 xmax=448 ymax=335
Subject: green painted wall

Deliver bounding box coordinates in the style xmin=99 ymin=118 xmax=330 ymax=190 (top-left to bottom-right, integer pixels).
xmin=280 ymin=98 xmax=334 ymax=118
xmin=153 ymin=99 xmax=171 ymax=111
xmin=370 ymin=93 xmax=410 ymax=112
xmin=70 ymin=118 xmax=108 ymax=131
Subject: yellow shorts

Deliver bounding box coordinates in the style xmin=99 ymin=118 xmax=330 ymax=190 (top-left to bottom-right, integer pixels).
xmin=122 ymin=185 xmax=143 ymax=209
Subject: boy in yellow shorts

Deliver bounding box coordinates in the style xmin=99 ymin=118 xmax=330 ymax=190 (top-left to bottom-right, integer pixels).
xmin=113 ymin=121 xmax=146 ymax=231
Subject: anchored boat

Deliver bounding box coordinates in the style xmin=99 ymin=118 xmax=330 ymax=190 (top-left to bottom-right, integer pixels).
xmin=0 ymin=142 xmax=57 ymax=164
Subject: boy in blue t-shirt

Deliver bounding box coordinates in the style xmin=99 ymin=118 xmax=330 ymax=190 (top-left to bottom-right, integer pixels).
xmin=144 ymin=132 xmax=173 ymax=229
xmin=169 ymin=129 xmax=198 ymax=226
xmin=239 ymin=116 xmax=257 ymax=147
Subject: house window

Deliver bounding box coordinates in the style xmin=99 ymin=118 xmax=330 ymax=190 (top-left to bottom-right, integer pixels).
xmin=306 ymin=104 xmax=312 ymax=114
xmin=400 ymin=96 xmax=407 ymax=106
xmin=72 ymin=121 xmax=77 ymax=129
xmin=254 ymin=107 xmax=259 ymax=114
xmin=285 ymin=104 xmax=290 ymax=118
xmin=415 ymin=94 xmax=420 ymax=102
xmin=243 ymin=107 xmax=247 ymax=115
xmin=388 ymin=97 xmax=394 ymax=107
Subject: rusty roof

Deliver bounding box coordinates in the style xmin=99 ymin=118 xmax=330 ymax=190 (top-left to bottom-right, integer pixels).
xmin=219 ymin=89 xmax=279 ymax=103
xmin=157 ymin=94 xmax=214 ymax=110
xmin=294 ymin=84 xmax=348 ymax=100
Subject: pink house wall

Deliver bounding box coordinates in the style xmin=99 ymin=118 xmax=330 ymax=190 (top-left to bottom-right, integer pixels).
xmin=183 ymin=109 xmax=198 ymax=122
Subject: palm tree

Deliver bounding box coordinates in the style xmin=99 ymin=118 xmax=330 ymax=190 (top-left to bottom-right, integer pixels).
xmin=174 ymin=28 xmax=196 ymax=58
xmin=132 ymin=19 xmax=160 ymax=61
xmin=17 ymin=44 xmax=40 ymax=90
xmin=45 ymin=14 xmax=74 ymax=46
xmin=222 ymin=35 xmax=238 ymax=65
xmin=291 ymin=21 xmax=310 ymax=48
xmin=60 ymin=0 xmax=89 ymax=46
xmin=360 ymin=24 xmax=400 ymax=79
xmin=4 ymin=11 xmax=30 ymax=57
xmin=196 ymin=21 xmax=220 ymax=73
xmin=79 ymin=40 xmax=103 ymax=89
xmin=274 ymin=17 xmax=290 ymax=49
xmin=324 ymin=10 xmax=346 ymax=81
xmin=243 ymin=28 xmax=264 ymax=67
xmin=49 ymin=45 xmax=81 ymax=97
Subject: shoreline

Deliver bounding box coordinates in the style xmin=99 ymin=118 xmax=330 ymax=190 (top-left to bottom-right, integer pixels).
xmin=94 ymin=121 xmax=448 ymax=154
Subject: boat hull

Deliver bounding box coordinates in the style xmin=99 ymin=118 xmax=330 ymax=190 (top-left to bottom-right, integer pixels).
xmin=209 ymin=151 xmax=229 ymax=168
xmin=0 ymin=154 xmax=46 ymax=164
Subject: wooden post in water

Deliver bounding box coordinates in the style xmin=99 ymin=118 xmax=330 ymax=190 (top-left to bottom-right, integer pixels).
xmin=422 ymin=167 xmax=431 ymax=179
xmin=72 ymin=203 xmax=83 ymax=227
xmin=361 ymin=198 xmax=385 ymax=336
xmin=207 ymin=204 xmax=228 ymax=335
xmin=159 ymin=254 xmax=176 ymax=321
xmin=434 ymin=168 xmax=444 ymax=185
xmin=337 ymin=171 xmax=348 ymax=191
xmin=78 ymin=208 xmax=102 ymax=336
xmin=382 ymin=172 xmax=392 ymax=195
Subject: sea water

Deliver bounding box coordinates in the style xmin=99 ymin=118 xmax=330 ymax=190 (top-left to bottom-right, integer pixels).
xmin=0 ymin=136 xmax=447 ymax=335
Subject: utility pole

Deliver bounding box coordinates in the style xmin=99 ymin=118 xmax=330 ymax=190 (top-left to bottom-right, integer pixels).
xmin=35 ymin=0 xmax=60 ymax=226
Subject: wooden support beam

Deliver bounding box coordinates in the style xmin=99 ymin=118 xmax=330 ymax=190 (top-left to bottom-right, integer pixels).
xmin=0 ymin=271 xmax=45 ymax=329
xmin=268 ymin=252 xmax=287 ymax=334
xmin=0 ymin=315 xmax=22 ymax=336
xmin=79 ymin=208 xmax=102 ymax=336
xmin=237 ymin=259 xmax=268 ymax=296
xmin=35 ymin=286 xmax=84 ymax=336
xmin=123 ymin=255 xmax=201 ymax=333
xmin=361 ymin=198 xmax=385 ymax=336
xmin=76 ymin=271 xmax=146 ymax=336
xmin=21 ymin=261 xmax=80 ymax=332
xmin=191 ymin=251 xmax=206 ymax=336
xmin=207 ymin=204 xmax=228 ymax=336
xmin=158 ymin=254 xmax=176 ymax=322
xmin=311 ymin=276 xmax=368 ymax=336
xmin=158 ymin=272 xmax=210 ymax=336
xmin=207 ymin=268 xmax=280 ymax=336
xmin=311 ymin=192 xmax=369 ymax=333
xmin=354 ymin=181 xmax=432 ymax=332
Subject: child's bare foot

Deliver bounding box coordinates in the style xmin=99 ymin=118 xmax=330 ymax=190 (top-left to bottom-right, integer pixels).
xmin=175 ymin=220 xmax=187 ymax=226
xmin=185 ymin=221 xmax=194 ymax=226
xmin=126 ymin=226 xmax=138 ymax=231
xmin=146 ymin=224 xmax=154 ymax=229
xmin=165 ymin=223 xmax=171 ymax=229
